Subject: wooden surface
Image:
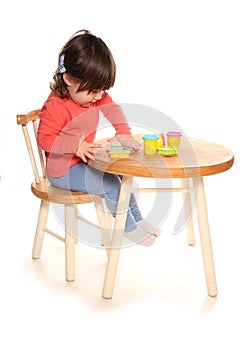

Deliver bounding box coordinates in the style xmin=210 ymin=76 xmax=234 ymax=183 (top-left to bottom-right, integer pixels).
xmin=90 ymin=136 xmax=234 ymax=178
xmin=31 ymin=177 xmax=93 ymax=204
xmin=17 ymin=110 xmax=40 ymax=125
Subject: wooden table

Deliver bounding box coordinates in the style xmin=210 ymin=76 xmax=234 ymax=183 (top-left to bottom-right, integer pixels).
xmin=90 ymin=136 xmax=234 ymax=299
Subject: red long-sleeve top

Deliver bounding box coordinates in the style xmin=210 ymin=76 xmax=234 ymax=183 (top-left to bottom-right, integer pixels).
xmin=37 ymin=92 xmax=131 ymax=177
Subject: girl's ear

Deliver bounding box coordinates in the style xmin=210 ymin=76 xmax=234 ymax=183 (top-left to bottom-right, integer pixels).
xmin=63 ymin=73 xmax=72 ymax=86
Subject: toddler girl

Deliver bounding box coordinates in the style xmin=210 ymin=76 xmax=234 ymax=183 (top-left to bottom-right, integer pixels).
xmin=37 ymin=29 xmax=161 ymax=246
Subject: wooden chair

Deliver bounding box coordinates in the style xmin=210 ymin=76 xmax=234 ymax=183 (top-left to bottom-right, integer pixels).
xmin=17 ymin=110 xmax=111 ymax=283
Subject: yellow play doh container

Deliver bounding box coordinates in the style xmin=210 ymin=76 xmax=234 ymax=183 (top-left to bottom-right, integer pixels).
xmin=157 ymin=135 xmax=163 ymax=148
xmin=166 ymin=131 xmax=182 ymax=149
xmin=109 ymin=149 xmax=130 ymax=159
xmin=142 ymin=134 xmax=158 ymax=155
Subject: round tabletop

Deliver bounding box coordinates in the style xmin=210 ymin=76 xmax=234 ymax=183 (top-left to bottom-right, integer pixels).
xmin=89 ymin=136 xmax=234 ymax=178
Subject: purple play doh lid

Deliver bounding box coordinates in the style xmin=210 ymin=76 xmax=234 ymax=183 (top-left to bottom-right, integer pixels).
xmin=167 ymin=131 xmax=182 ymax=137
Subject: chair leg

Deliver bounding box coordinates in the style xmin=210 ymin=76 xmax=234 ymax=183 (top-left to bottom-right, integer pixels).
xmin=73 ymin=205 xmax=78 ymax=244
xmin=65 ymin=204 xmax=77 ymax=282
xmin=32 ymin=200 xmax=49 ymax=259
xmin=181 ymin=178 xmax=195 ymax=246
xmin=194 ymin=177 xmax=217 ymax=297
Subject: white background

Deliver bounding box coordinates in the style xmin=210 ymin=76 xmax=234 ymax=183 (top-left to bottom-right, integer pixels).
xmin=0 ymin=1 xmax=246 ymax=349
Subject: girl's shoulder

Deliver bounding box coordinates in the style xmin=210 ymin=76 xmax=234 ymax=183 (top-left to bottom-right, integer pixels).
xmin=44 ymin=93 xmax=69 ymax=108
xmin=42 ymin=93 xmax=77 ymax=115
xmin=40 ymin=93 xmax=74 ymax=124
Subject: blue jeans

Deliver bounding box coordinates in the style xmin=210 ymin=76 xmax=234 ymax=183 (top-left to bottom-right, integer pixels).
xmin=48 ymin=162 xmax=142 ymax=231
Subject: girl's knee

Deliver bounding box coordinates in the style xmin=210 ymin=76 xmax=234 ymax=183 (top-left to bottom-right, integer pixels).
xmin=103 ymin=173 xmax=121 ymax=193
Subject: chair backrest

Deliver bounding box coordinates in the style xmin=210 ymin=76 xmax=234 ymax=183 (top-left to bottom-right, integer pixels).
xmin=17 ymin=110 xmax=45 ymax=184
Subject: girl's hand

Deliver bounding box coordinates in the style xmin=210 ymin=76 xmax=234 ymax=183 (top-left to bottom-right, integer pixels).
xmin=76 ymin=140 xmax=102 ymax=162
xmin=108 ymin=135 xmax=141 ymax=151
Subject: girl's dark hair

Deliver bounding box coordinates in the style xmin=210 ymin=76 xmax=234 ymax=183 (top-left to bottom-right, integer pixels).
xmin=50 ymin=29 xmax=116 ymax=98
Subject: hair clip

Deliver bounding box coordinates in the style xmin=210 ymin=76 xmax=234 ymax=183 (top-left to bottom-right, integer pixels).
xmin=59 ymin=54 xmax=66 ymax=73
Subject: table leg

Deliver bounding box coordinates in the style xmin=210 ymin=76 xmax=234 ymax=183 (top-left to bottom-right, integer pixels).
xmin=92 ymin=195 xmax=112 ymax=258
xmin=102 ymin=176 xmax=133 ymax=299
xmin=194 ymin=177 xmax=217 ymax=297
xmin=181 ymin=178 xmax=196 ymax=246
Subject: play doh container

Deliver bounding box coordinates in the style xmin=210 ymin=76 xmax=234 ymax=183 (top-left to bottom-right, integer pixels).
xmin=166 ymin=131 xmax=182 ymax=149
xmin=157 ymin=135 xmax=163 ymax=148
xmin=142 ymin=134 xmax=158 ymax=155
xmin=109 ymin=149 xmax=130 ymax=159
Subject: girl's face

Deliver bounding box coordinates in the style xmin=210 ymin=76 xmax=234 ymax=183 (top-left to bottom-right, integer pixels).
xmin=63 ymin=73 xmax=104 ymax=107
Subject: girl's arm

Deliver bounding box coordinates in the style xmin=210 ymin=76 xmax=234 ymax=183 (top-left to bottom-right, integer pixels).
xmin=99 ymin=93 xmax=141 ymax=151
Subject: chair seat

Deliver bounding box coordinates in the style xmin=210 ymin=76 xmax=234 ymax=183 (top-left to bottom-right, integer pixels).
xmin=31 ymin=177 xmax=93 ymax=204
